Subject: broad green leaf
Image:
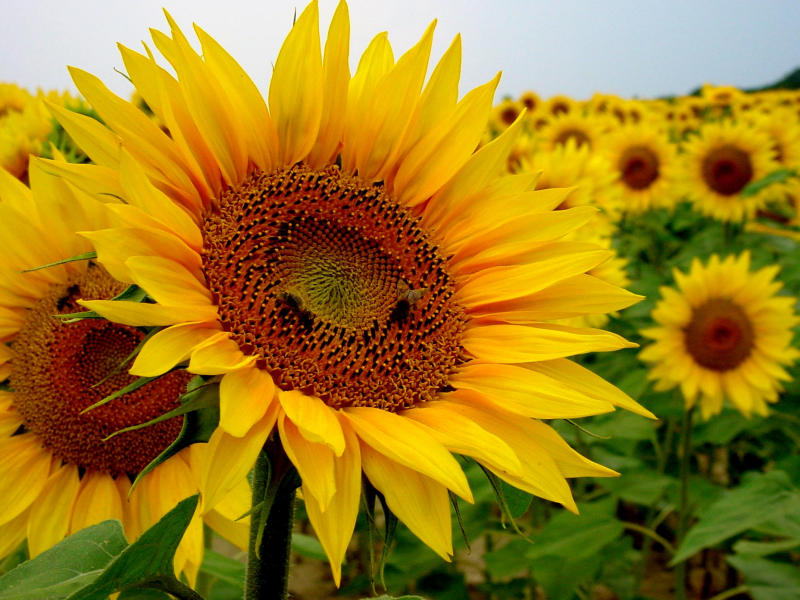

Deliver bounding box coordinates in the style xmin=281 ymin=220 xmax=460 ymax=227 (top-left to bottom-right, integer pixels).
xmin=741 ymin=168 xmax=797 ymax=197
xmin=66 ymin=495 xmax=199 ymax=600
xmin=732 ymin=538 xmax=800 ymax=557
xmin=499 ymin=480 xmax=532 ymax=519
xmin=484 ymin=538 xmax=530 ymax=580
xmin=671 ymin=470 xmax=799 ymax=564
xmin=0 ymin=521 xmax=127 ymax=600
xmin=198 ymin=548 xmax=245 ymax=588
xmin=726 ymin=555 xmax=800 ymax=600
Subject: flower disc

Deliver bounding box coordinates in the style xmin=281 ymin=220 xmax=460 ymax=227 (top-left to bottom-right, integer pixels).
xmin=201 ymin=164 xmax=466 ymax=411
xmin=619 ymin=145 xmax=660 ymax=190
xmin=701 ymin=145 xmax=753 ymax=196
xmin=683 ymin=298 xmax=754 ymax=371
xmin=10 ymin=264 xmax=189 ymax=475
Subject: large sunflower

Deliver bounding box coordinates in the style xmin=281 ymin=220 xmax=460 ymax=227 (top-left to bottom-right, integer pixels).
xmin=681 ymin=120 xmax=779 ymax=221
xmin=640 ymin=253 xmax=799 ymax=419
xmin=0 ymin=163 xmax=249 ymax=581
xmin=47 ymin=1 xmax=653 ymax=583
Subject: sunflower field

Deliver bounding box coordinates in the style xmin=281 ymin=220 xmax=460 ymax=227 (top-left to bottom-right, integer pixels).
xmin=0 ymin=3 xmax=799 ymax=600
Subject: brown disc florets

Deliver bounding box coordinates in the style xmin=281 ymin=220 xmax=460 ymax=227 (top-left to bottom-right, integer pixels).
xmin=683 ymin=298 xmax=754 ymax=371
xmin=201 ymin=163 xmax=467 ymax=411
xmin=619 ymin=145 xmax=660 ymax=190
xmin=701 ymin=144 xmax=753 ymax=196
xmin=10 ymin=264 xmax=189 ymax=475
xmin=555 ymin=129 xmax=590 ymax=148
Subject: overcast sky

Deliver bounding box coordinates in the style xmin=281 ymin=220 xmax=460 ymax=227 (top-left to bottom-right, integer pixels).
xmin=2 ymin=0 xmax=799 ymax=104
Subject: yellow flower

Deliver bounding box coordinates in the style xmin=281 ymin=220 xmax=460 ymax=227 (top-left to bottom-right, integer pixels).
xmin=681 ymin=120 xmax=780 ymax=221
xmin=48 ymin=1 xmax=652 ymax=583
xmin=602 ymin=123 xmax=680 ymax=213
xmin=536 ymin=111 xmax=614 ymax=153
xmin=0 ymin=163 xmax=249 ymax=582
xmin=640 ymin=253 xmax=799 ymax=419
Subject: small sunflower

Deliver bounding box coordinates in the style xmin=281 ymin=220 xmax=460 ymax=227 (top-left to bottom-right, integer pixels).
xmin=0 ymin=163 xmax=248 ymax=581
xmin=537 ymin=112 xmax=612 ymax=153
xmin=48 ymin=1 xmax=652 ymax=583
xmin=681 ymin=120 xmax=779 ymax=221
xmin=544 ymin=94 xmax=576 ymax=117
xmin=602 ymin=123 xmax=679 ymax=214
xmin=640 ymin=253 xmax=799 ymax=419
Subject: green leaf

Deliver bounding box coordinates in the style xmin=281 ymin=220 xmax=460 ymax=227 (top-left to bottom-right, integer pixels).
xmin=22 ymin=250 xmax=97 ymax=273
xmin=499 ymin=480 xmax=532 ymax=519
xmin=726 ymin=555 xmax=800 ymax=600
xmin=362 ymin=596 xmax=426 ymax=600
xmin=732 ymin=538 xmax=800 ymax=557
xmin=66 ymin=495 xmax=200 ymax=599
xmin=599 ymin=470 xmax=676 ymax=505
xmin=199 ymin=549 xmax=245 ymax=588
xmin=0 ymin=521 xmax=127 ymax=600
xmin=131 ymin=381 xmax=220 ymax=490
xmin=291 ymin=533 xmax=327 ymax=562
xmin=81 ymin=375 xmax=159 ymax=415
xmin=741 ymin=168 xmax=797 ymax=198
xmin=671 ymin=470 xmax=799 ymax=564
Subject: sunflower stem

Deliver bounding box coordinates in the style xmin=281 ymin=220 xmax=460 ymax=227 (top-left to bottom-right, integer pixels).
xmin=245 ymin=443 xmax=298 ymax=600
xmin=674 ymin=407 xmax=694 ymax=600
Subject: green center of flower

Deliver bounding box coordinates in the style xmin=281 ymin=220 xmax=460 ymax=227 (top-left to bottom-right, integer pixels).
xmin=619 ymin=145 xmax=660 ymax=190
xmin=683 ymin=298 xmax=754 ymax=371
xmin=201 ymin=163 xmax=467 ymax=411
xmin=701 ymin=144 xmax=753 ymax=196
xmin=9 ymin=264 xmax=189 ymax=476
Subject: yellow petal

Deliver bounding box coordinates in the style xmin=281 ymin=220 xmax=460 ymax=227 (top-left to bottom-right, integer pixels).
xmin=308 ymin=0 xmax=350 ymax=167
xmin=269 ymin=0 xmax=323 ymax=165
xmin=27 ymin=464 xmax=81 ymax=557
xmin=278 ymin=390 xmax=345 ymax=456
xmin=125 ymin=255 xmax=212 ymax=307
xmin=343 ymin=407 xmax=472 ymax=501
xmin=69 ymin=472 xmax=125 ymax=535
xmin=79 ymin=299 xmax=216 ymax=328
xmin=199 ymin=405 xmax=278 ymax=512
xmin=463 ymin=323 xmax=636 ymax=364
xmin=449 ymin=362 xmax=615 ymax=419
xmin=131 ymin=321 xmax=221 ymax=376
xmin=219 ymin=366 xmax=275 ymax=437
xmin=47 ymin=102 xmax=120 ymax=168
xmin=0 ymin=435 xmax=53 ymax=526
xmin=188 ymin=334 xmax=255 ymax=375
xmin=360 ymin=442 xmax=452 ymax=559
xmin=526 ymin=358 xmax=656 ymax=419
xmin=302 ymin=420 xmax=361 ymax=586
xmin=279 ymin=414 xmax=336 ymax=511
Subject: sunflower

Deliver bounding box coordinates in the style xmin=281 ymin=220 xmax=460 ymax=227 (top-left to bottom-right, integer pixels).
xmin=48 ymin=1 xmax=652 ymax=583
xmin=640 ymin=253 xmax=799 ymax=419
xmin=681 ymin=120 xmax=779 ymax=221
xmin=544 ymin=94 xmax=577 ymax=117
xmin=0 ymin=162 xmax=249 ymax=581
xmin=602 ymin=123 xmax=679 ymax=214
xmin=537 ymin=112 xmax=614 ymax=153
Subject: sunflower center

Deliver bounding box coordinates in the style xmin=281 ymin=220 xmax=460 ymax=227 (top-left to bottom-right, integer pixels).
xmin=500 ymin=106 xmax=519 ymax=126
xmin=701 ymin=145 xmax=753 ymax=196
xmin=619 ymin=145 xmax=660 ymax=190
xmin=201 ymin=163 xmax=467 ymax=411
xmin=683 ymin=298 xmax=754 ymax=371
xmin=9 ymin=264 xmax=189 ymax=476
xmin=555 ymin=129 xmax=590 ymax=148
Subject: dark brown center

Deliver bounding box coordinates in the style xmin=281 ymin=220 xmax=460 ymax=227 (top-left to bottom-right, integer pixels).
xmin=201 ymin=164 xmax=466 ymax=411
xmin=619 ymin=145 xmax=660 ymax=190
xmin=683 ymin=298 xmax=754 ymax=371
xmin=10 ymin=264 xmax=190 ymax=476
xmin=701 ymin=144 xmax=753 ymax=196
xmin=500 ymin=107 xmax=519 ymax=126
xmin=554 ymin=128 xmax=591 ymax=148
xmin=551 ymin=101 xmax=570 ymax=116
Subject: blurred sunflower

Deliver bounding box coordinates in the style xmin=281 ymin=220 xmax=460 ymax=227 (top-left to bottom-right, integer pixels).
xmin=49 ymin=0 xmax=652 ymax=583
xmin=681 ymin=120 xmax=779 ymax=221
xmin=544 ymin=93 xmax=576 ymax=117
xmin=603 ymin=123 xmax=679 ymax=214
xmin=640 ymin=253 xmax=799 ymax=419
xmin=537 ymin=111 xmax=612 ymax=152
xmin=0 ymin=163 xmax=248 ymax=581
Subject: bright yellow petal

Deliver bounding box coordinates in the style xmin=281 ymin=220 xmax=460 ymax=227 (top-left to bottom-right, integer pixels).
xmin=79 ymin=299 xmax=216 ymax=328
xmin=27 ymin=464 xmax=80 ymax=557
xmin=69 ymin=471 xmax=125 ymax=535
xmin=219 ymin=366 xmax=275 ymax=437
xmin=0 ymin=435 xmax=53 ymax=526
xmin=278 ymin=390 xmax=345 ymax=456
xmin=279 ymin=414 xmax=336 ymax=511
xmin=130 ymin=321 xmax=221 ymax=376
xmin=187 ymin=334 xmax=255 ymax=375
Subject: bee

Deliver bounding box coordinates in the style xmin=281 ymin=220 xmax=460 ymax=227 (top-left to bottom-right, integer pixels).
xmin=278 ymin=289 xmax=314 ymax=327
xmin=392 ymin=281 xmax=427 ymax=322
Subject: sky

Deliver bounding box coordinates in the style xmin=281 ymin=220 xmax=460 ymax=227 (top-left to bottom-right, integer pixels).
xmin=2 ymin=0 xmax=800 ymax=104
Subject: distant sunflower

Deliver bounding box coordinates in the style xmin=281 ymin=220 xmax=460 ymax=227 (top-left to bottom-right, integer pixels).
xmin=519 ymin=90 xmax=541 ymax=114
xmin=640 ymin=253 xmax=799 ymax=419
xmin=603 ymin=123 xmax=679 ymax=213
xmin=682 ymin=120 xmax=779 ymax=221
xmin=545 ymin=94 xmax=576 ymax=117
xmin=50 ymin=1 xmax=651 ymax=583
xmin=537 ymin=112 xmax=613 ymax=153
xmin=0 ymin=164 xmax=248 ymax=581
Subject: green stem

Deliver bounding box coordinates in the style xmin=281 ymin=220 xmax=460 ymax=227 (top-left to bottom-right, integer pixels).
xmin=706 ymin=585 xmax=750 ymax=600
xmin=675 ymin=408 xmax=694 ymax=600
xmin=244 ymin=444 xmax=298 ymax=600
xmin=621 ymin=522 xmax=675 ymax=555
xmin=137 ymin=575 xmax=205 ymax=600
